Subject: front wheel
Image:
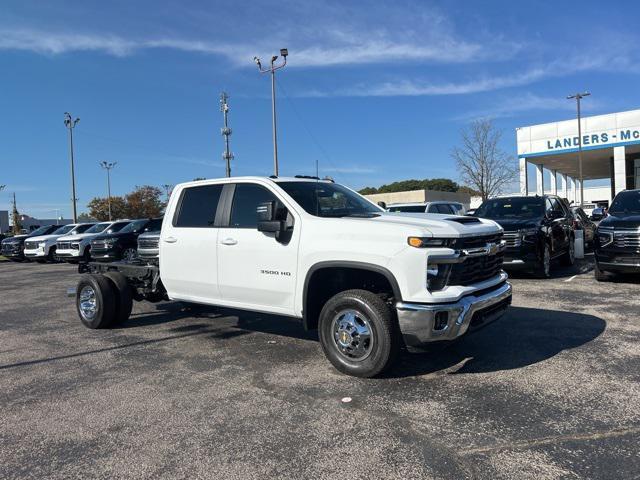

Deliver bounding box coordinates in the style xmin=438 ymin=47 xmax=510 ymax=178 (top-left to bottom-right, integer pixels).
xmin=122 ymin=248 xmax=137 ymax=263
xmin=594 ymin=262 xmax=610 ymax=282
xmin=318 ymin=289 xmax=400 ymax=378
xmin=536 ymin=243 xmax=551 ymax=278
xmin=561 ymin=236 xmax=575 ymax=266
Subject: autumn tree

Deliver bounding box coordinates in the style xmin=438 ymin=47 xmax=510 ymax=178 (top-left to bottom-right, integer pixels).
xmin=125 ymin=185 xmax=165 ymax=218
xmin=87 ymin=196 xmax=127 ymax=221
xmin=451 ymin=119 xmax=517 ymax=200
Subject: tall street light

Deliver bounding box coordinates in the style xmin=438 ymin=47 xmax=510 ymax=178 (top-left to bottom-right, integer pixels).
xmin=254 ymin=48 xmax=288 ymax=176
xmin=64 ymin=112 xmax=80 ymax=222
xmin=567 ymin=92 xmax=590 ymax=206
xmin=99 ymin=161 xmax=117 ymax=221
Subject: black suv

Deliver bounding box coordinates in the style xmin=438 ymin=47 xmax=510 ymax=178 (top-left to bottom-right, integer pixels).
xmin=0 ymin=225 xmax=60 ymax=262
xmin=594 ymin=189 xmax=640 ymax=281
xmin=90 ymin=218 xmax=157 ymax=262
xmin=474 ymin=195 xmax=575 ymax=277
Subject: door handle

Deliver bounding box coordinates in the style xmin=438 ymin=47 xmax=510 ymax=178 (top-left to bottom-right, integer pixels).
xmin=220 ymin=238 xmax=238 ymax=246
xmin=164 ymin=236 xmax=177 ymax=243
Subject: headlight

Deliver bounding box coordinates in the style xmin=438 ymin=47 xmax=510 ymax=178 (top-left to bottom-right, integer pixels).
xmin=597 ymin=229 xmax=613 ymax=247
xmin=426 ymin=262 xmax=452 ymax=291
xmin=71 ymin=243 xmax=80 ymax=250
xmin=38 ymin=242 xmax=46 ymax=248
xmin=519 ymin=228 xmax=538 ymax=243
xmin=408 ymin=237 xmax=454 ymax=248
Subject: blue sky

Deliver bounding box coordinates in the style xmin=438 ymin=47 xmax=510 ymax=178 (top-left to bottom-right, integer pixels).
xmin=1 ymin=0 xmax=640 ymax=217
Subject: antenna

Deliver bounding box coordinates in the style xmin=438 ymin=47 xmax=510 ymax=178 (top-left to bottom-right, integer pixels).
xmin=220 ymin=92 xmax=234 ymax=177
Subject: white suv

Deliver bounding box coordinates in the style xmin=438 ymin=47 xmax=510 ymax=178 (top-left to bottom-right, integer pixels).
xmin=24 ymin=223 xmax=94 ymax=262
xmin=57 ymin=221 xmax=124 ymax=263
xmin=388 ymin=201 xmax=466 ymax=215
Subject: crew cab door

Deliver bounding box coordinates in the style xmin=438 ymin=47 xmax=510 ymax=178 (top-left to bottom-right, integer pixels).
xmin=546 ymin=197 xmax=571 ymax=254
xmin=217 ymin=182 xmax=300 ymax=313
xmin=160 ymin=183 xmax=225 ymax=302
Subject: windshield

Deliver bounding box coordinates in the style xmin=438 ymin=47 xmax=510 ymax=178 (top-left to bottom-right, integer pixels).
xmin=73 ymin=224 xmax=95 ymax=234
xmin=145 ymin=218 xmax=163 ymax=232
xmin=475 ymin=197 xmax=545 ymax=219
xmin=609 ymin=191 xmax=640 ymax=215
xmin=278 ymin=181 xmax=382 ymax=218
xmin=120 ymin=219 xmax=149 ymax=233
xmin=29 ymin=225 xmax=55 ymax=236
xmin=52 ymin=224 xmax=76 ymax=235
xmin=84 ymin=222 xmax=111 ymax=234
xmin=388 ymin=205 xmax=426 ymax=213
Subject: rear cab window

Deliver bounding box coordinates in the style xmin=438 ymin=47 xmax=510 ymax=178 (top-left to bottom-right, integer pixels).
xmin=174 ymin=184 xmax=224 ymax=228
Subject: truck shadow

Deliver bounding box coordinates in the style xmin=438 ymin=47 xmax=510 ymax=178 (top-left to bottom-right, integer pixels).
xmin=387 ymin=306 xmax=606 ymax=378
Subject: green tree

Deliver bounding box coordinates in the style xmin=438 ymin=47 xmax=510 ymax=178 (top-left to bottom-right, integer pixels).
xmin=77 ymin=212 xmax=96 ymax=222
xmin=359 ymin=178 xmax=460 ymax=195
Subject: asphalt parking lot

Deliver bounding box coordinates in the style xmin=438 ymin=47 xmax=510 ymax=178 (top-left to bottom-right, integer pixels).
xmin=1 ymin=257 xmax=639 ymax=479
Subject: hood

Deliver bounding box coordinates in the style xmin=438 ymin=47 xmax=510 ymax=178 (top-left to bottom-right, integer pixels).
xmin=599 ymin=214 xmax=640 ymax=229
xmin=486 ymin=217 xmax=542 ymax=232
xmin=2 ymin=234 xmax=28 ymax=244
xmin=361 ymin=212 xmax=502 ymax=237
xmin=26 ymin=233 xmax=65 ymax=243
xmin=93 ymin=231 xmax=135 ymax=241
xmin=138 ymin=231 xmax=161 ymax=239
xmin=58 ymin=231 xmax=104 ymax=242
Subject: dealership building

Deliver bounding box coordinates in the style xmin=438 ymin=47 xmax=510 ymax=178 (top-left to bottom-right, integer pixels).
xmin=517 ymin=109 xmax=640 ymax=205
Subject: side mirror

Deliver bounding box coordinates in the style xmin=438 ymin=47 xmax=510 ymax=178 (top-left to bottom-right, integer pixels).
xmin=377 ymin=201 xmax=387 ymax=210
xmin=257 ymin=201 xmax=287 ymax=237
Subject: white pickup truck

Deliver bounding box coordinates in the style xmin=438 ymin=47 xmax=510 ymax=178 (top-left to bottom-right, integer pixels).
xmin=72 ymin=176 xmax=511 ymax=377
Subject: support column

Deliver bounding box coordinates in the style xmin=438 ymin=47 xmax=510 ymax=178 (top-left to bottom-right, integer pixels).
xmin=535 ymin=163 xmax=544 ymax=196
xmin=613 ymin=146 xmax=626 ymax=197
xmin=570 ymin=177 xmax=577 ymax=204
xmin=560 ymin=173 xmax=568 ymax=199
xmin=551 ymin=170 xmax=558 ymax=195
xmin=575 ymin=178 xmax=581 ymax=204
xmin=519 ymin=157 xmax=528 ymax=195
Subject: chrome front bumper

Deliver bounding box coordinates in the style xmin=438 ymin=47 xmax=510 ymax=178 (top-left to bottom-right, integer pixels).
xmin=396 ymin=281 xmax=512 ymax=346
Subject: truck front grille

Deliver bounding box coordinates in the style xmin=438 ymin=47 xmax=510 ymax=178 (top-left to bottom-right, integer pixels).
xmin=448 ymin=251 xmax=504 ymax=286
xmin=2 ymin=243 xmax=19 ymax=254
xmin=138 ymin=237 xmax=159 ymax=249
xmin=24 ymin=241 xmax=39 ymax=250
xmin=57 ymin=241 xmax=71 ymax=250
xmin=503 ymin=231 xmax=521 ymax=248
xmin=613 ymin=230 xmax=640 ymax=249
xmin=91 ymin=241 xmax=109 ymax=251
xmin=454 ymin=233 xmax=503 ymax=249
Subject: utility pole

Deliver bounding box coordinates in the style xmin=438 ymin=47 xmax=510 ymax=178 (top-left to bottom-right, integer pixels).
xmin=567 ymin=92 xmax=590 ymax=206
xmin=254 ymin=48 xmax=288 ymax=176
xmin=99 ymin=161 xmax=117 ymax=221
xmin=162 ymin=184 xmax=173 ymax=203
xmin=220 ymin=92 xmax=234 ymax=177
xmin=64 ymin=112 xmax=80 ymax=222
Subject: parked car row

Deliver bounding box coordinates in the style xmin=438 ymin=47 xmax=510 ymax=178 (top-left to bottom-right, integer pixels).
xmin=1 ymin=217 xmax=163 ymax=264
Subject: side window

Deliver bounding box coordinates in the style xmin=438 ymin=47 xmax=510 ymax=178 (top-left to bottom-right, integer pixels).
xmin=437 ymin=204 xmax=454 ymax=214
xmin=550 ymin=198 xmax=564 ymax=213
xmin=230 ymin=184 xmax=278 ymax=228
xmin=174 ymin=184 xmax=223 ymax=228
xmin=427 ymin=204 xmax=439 ymax=213
xmin=545 ymin=198 xmax=554 ymax=213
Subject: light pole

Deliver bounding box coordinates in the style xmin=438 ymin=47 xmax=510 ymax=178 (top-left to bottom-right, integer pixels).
xmin=254 ymin=48 xmax=288 ymax=176
xmin=567 ymin=92 xmax=590 ymax=206
xmin=99 ymin=161 xmax=117 ymax=221
xmin=220 ymin=92 xmax=234 ymax=177
xmin=64 ymin=112 xmax=80 ymax=222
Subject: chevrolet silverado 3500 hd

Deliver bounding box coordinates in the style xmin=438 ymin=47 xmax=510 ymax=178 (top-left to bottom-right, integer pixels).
xmin=72 ymin=176 xmax=511 ymax=377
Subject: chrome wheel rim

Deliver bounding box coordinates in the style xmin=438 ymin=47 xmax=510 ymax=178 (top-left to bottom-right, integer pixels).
xmin=79 ymin=285 xmax=97 ymax=321
xmin=569 ymin=239 xmax=575 ymax=263
xmin=123 ymin=248 xmax=136 ymax=262
xmin=332 ymin=309 xmax=374 ymax=361
xmin=544 ymin=247 xmax=550 ymax=276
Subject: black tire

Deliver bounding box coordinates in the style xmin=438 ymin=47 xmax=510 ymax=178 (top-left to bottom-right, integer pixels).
xmin=561 ymin=236 xmax=575 ymax=266
xmin=76 ymin=274 xmax=117 ymax=329
xmin=318 ymin=289 xmax=400 ymax=378
xmin=47 ymin=246 xmax=58 ymax=263
xmin=36 ymin=259 xmax=47 ymax=264
xmin=103 ymin=271 xmax=133 ymax=325
xmin=536 ymin=243 xmax=551 ymax=278
xmin=594 ymin=262 xmax=609 ymax=282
